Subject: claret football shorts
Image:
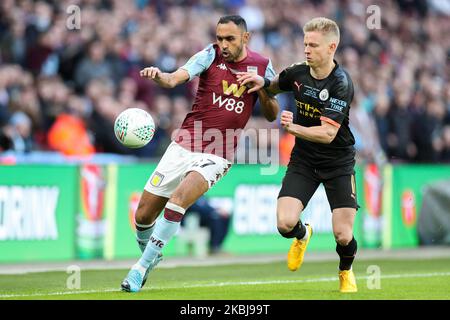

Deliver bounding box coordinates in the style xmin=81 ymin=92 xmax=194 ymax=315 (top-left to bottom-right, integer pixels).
xmin=145 ymin=141 xmax=231 ymax=198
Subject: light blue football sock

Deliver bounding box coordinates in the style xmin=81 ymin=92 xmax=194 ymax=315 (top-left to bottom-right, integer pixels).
xmin=138 ymin=212 xmax=183 ymax=268
xmin=135 ymin=221 xmax=156 ymax=253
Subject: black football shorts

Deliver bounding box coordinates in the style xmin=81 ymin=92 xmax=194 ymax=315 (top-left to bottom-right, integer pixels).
xmin=278 ymin=163 xmax=359 ymax=211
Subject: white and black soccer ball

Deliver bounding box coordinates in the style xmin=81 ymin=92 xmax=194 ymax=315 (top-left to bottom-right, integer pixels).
xmin=114 ymin=108 xmax=155 ymax=148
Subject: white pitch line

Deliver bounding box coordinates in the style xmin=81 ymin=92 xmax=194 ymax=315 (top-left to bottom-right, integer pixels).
xmin=1 ymin=272 xmax=449 ymax=299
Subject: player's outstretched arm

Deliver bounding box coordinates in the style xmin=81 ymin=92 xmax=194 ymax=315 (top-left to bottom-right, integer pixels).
xmin=237 ymin=73 xmax=283 ymax=95
xmin=140 ymin=67 xmax=190 ymax=89
xmin=281 ymin=111 xmax=339 ymax=144
xmin=236 ymin=72 xmax=281 ymax=122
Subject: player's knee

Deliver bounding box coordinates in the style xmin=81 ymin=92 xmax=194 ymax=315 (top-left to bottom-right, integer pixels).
xmin=334 ymin=231 xmax=352 ymax=246
xmin=135 ymin=209 xmax=150 ymax=225
xmin=168 ymin=193 xmax=185 ymax=208
xmin=277 ymin=220 xmax=298 ymax=237
xmin=135 ymin=201 xmax=157 ymax=225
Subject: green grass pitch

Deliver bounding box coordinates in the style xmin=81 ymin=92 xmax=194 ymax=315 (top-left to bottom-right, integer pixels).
xmin=0 ymin=258 xmax=449 ymax=300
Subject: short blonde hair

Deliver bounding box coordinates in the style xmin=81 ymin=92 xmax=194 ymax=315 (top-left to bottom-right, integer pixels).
xmin=303 ymin=17 xmax=340 ymax=44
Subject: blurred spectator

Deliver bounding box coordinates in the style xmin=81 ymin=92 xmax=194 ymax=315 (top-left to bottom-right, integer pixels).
xmin=74 ymin=42 xmax=114 ymax=92
xmin=350 ymin=94 xmax=386 ymax=166
xmin=0 ymin=21 xmax=27 ymax=65
xmin=387 ymin=91 xmax=416 ymax=162
xmin=185 ymin=196 xmax=232 ymax=255
xmin=47 ymin=113 xmax=95 ymax=156
xmin=89 ymin=94 xmax=127 ymax=154
xmin=413 ymin=99 xmax=446 ymax=162
xmin=238 ymin=0 xmax=265 ymax=32
xmin=3 ymin=111 xmax=34 ymax=153
xmin=0 ymin=128 xmax=12 ymax=152
xmin=373 ymin=94 xmax=390 ymax=155
xmin=441 ymin=125 xmax=450 ymax=162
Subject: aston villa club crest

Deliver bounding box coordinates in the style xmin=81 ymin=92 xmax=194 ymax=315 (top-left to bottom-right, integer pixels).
xmin=150 ymin=171 xmax=165 ymax=187
xmin=319 ymin=89 xmax=329 ymax=101
xmin=247 ymin=66 xmax=258 ymax=74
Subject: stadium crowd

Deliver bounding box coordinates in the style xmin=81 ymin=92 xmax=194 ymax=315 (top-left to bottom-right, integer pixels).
xmin=0 ymin=0 xmax=449 ymax=164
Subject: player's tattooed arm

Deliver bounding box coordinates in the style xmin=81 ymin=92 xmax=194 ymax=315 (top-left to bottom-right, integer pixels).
xmin=140 ymin=67 xmax=189 ymax=88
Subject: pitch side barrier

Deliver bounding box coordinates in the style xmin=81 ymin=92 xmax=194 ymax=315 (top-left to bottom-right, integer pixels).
xmin=1 ymin=162 xmax=449 ymax=262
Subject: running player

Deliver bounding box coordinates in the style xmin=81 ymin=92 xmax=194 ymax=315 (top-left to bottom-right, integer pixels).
xmin=237 ymin=17 xmax=358 ymax=293
xmin=121 ymin=15 xmax=279 ymax=292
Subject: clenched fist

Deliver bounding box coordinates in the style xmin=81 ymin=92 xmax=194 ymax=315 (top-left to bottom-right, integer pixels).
xmin=280 ymin=110 xmax=294 ymax=128
xmin=236 ymin=72 xmax=264 ymax=93
xmin=140 ymin=67 xmax=162 ymax=79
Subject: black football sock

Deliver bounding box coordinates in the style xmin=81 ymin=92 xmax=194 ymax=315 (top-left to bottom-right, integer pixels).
xmin=279 ymin=220 xmax=307 ymax=240
xmin=336 ymin=236 xmax=357 ymax=271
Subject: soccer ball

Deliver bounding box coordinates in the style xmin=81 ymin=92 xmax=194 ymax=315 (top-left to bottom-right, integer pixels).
xmin=114 ymin=108 xmax=155 ymax=148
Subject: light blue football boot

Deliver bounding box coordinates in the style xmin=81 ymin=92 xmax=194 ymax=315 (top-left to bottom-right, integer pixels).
xmin=120 ymin=268 xmax=143 ymax=293
xmin=141 ymin=253 xmax=163 ymax=288
xmin=121 ymin=253 xmax=163 ymax=292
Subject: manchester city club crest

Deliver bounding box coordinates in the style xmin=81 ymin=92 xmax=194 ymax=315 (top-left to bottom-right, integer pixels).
xmin=319 ymin=89 xmax=329 ymax=101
